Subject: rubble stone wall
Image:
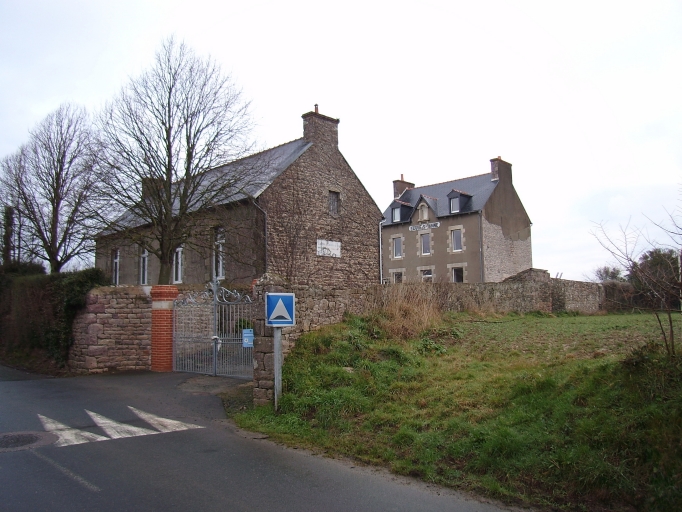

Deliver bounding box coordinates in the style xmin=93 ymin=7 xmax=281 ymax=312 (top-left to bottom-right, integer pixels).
xmin=69 ymin=286 xmax=152 ymax=373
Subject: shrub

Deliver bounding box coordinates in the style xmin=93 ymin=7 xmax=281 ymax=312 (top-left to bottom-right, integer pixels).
xmin=0 ymin=268 xmax=109 ymax=365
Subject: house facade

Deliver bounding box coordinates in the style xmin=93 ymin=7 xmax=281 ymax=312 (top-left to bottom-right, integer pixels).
xmin=381 ymin=158 xmax=532 ymax=283
xmin=95 ymin=107 xmax=383 ymax=289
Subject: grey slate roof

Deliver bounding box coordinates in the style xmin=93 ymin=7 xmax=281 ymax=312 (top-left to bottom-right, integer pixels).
xmin=105 ymin=138 xmax=312 ymax=233
xmin=207 ymin=138 xmax=312 ymax=201
xmin=382 ymin=172 xmax=498 ymax=225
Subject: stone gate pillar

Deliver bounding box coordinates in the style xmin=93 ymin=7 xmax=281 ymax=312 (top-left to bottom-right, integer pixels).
xmin=150 ymin=285 xmax=179 ymax=372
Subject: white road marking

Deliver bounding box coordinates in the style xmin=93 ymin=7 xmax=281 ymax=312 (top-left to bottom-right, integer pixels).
xmin=128 ymin=406 xmax=204 ymax=433
xmin=85 ymin=410 xmax=159 ymax=439
xmin=38 ymin=415 xmax=109 ymax=447
xmin=31 ymin=450 xmax=101 ymax=492
xmin=38 ymin=408 xmax=204 ymax=447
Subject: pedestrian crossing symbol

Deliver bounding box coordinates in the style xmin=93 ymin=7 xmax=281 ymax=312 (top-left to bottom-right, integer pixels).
xmin=265 ymin=293 xmax=295 ymax=327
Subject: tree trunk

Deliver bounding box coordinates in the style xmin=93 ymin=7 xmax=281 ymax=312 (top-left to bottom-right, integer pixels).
xmin=158 ymin=260 xmax=173 ymax=285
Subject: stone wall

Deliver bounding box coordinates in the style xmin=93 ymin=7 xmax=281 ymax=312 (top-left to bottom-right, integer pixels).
xmin=550 ymin=278 xmax=604 ymax=313
xmin=259 ymin=111 xmax=383 ymax=289
xmin=69 ymin=286 xmax=152 ymax=373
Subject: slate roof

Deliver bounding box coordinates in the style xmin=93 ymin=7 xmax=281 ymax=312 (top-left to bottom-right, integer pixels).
xmin=382 ymin=172 xmax=498 ymax=226
xmin=104 ymin=138 xmax=312 ymax=233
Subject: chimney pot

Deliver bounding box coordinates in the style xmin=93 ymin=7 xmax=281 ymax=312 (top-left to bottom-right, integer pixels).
xmin=314 ymin=104 xmax=318 ymax=113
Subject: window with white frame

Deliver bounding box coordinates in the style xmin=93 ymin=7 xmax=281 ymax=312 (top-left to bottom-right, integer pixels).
xmin=392 ymin=207 xmax=400 ymax=222
xmin=420 ymin=232 xmax=431 ymax=255
xmin=139 ymin=248 xmax=148 ymax=285
xmin=452 ymin=229 xmax=463 ymax=251
xmin=421 ymin=269 xmax=433 ymax=282
xmin=213 ymin=227 xmax=225 ymax=280
xmin=452 ymin=267 xmax=464 ymax=283
xmin=419 ymin=204 xmax=428 ymax=221
xmin=111 ymin=249 xmax=120 ymax=285
xmin=450 ymin=197 xmax=459 ymax=213
xmin=173 ymin=246 xmax=183 ymax=284
xmin=392 ymin=237 xmax=402 ymax=258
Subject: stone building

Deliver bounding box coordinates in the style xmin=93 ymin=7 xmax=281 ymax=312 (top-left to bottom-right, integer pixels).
xmin=381 ymin=158 xmax=532 ymax=283
xmin=95 ymin=107 xmax=383 ymax=288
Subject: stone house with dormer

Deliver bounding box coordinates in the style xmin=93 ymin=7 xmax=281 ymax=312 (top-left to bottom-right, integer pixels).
xmin=95 ymin=107 xmax=383 ymax=289
xmin=381 ymin=158 xmax=532 ymax=283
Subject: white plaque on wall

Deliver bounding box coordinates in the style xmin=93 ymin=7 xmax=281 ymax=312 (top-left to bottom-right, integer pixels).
xmin=316 ymin=240 xmax=341 ymax=258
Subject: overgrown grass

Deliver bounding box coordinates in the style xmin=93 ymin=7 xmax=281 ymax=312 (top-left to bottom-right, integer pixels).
xmin=235 ymin=312 xmax=682 ymax=511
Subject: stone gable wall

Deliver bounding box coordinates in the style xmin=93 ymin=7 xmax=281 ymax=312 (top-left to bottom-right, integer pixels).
xmin=69 ymin=286 xmax=152 ymax=373
xmin=259 ymin=126 xmax=382 ymax=289
xmin=481 ymin=216 xmax=533 ymax=282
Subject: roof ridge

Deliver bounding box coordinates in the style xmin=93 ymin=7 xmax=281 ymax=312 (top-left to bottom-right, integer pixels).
xmin=212 ymin=137 xmax=306 ymax=170
xmin=411 ymin=172 xmax=491 ymax=189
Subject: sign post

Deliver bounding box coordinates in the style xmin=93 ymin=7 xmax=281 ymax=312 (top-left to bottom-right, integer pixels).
xmin=265 ymin=293 xmax=295 ymax=411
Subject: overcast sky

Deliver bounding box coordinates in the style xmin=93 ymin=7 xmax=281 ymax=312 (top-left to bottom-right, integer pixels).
xmin=1 ymin=0 xmax=680 ymax=279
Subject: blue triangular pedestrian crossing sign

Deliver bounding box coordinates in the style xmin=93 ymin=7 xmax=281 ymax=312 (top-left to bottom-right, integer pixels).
xmin=265 ymin=293 xmax=295 ymax=326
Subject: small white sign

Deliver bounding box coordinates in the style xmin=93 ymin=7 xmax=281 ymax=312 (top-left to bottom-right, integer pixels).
xmin=316 ymin=239 xmax=341 ymax=258
xmin=409 ymin=222 xmax=441 ymax=231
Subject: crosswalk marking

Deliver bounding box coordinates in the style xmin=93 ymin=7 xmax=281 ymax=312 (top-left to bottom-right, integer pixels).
xmin=85 ymin=410 xmax=159 ymax=439
xmin=128 ymin=406 xmax=202 ymax=433
xmin=37 ymin=407 xmax=205 ymax=447
xmin=38 ymin=415 xmax=109 ymax=447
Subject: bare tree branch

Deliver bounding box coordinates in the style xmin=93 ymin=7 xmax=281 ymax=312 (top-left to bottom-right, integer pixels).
xmin=0 ymin=104 xmax=100 ymax=272
xmin=96 ymin=37 xmax=257 ymax=284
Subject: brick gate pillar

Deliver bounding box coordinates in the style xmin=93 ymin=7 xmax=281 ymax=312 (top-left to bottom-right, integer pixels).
xmin=150 ymin=285 xmax=179 ymax=372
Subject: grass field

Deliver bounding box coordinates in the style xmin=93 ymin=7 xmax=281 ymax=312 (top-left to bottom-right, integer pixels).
xmin=233 ymin=312 xmax=682 ymax=511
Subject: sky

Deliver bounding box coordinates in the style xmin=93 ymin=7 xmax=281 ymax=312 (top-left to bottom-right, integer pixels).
xmin=1 ymin=0 xmax=680 ymax=280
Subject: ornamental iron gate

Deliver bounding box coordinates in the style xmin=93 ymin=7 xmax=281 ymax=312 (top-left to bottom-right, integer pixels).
xmin=173 ymin=280 xmax=254 ymax=379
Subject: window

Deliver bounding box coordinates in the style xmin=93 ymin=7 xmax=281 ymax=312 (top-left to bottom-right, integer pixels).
xmin=419 ymin=204 xmax=428 ymax=221
xmin=450 ymin=197 xmax=459 ymax=213
xmin=452 ymin=229 xmax=462 ymax=251
xmin=392 ymin=237 xmax=402 ymax=258
xmin=173 ymin=246 xmax=183 ymax=284
xmin=213 ymin=227 xmax=225 ymax=280
xmin=453 ymin=267 xmax=464 ymax=283
xmin=111 ymin=249 xmax=120 ymax=285
xmin=420 ymin=232 xmax=431 ymax=255
xmin=329 ymin=191 xmax=340 ymax=215
xmin=140 ymin=248 xmax=148 ymax=285
xmin=392 ymin=207 xmax=400 ymax=222
xmin=393 ymin=271 xmax=403 ymax=284
xmin=421 ymin=269 xmax=433 ymax=282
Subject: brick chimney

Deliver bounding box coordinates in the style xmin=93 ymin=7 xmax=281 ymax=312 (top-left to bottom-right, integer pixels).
xmin=490 ymin=156 xmax=512 ymax=183
xmin=393 ymin=174 xmax=414 ymax=199
xmin=302 ymin=104 xmax=340 ymax=147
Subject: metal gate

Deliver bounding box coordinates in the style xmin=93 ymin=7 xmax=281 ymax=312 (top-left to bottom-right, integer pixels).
xmin=173 ymin=280 xmax=254 ymax=379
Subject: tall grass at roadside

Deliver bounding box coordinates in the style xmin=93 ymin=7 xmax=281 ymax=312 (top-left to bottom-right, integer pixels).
xmin=365 ymin=283 xmax=452 ymax=339
xmin=235 ymin=312 xmax=680 ymax=511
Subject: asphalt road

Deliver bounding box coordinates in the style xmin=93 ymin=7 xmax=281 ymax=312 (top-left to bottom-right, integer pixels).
xmin=0 ymin=366 xmax=516 ymax=512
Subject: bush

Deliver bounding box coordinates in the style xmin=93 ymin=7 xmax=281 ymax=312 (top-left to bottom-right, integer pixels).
xmin=0 ymin=268 xmax=109 ymax=365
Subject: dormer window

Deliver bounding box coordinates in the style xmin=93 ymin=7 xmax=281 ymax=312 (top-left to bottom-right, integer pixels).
xmin=392 ymin=207 xmax=400 ymax=223
xmin=419 ymin=204 xmax=429 ymax=221
xmin=450 ymin=197 xmax=459 ymax=214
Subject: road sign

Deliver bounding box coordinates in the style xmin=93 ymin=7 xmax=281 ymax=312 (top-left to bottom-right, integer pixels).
xmin=265 ymin=293 xmax=295 ymax=327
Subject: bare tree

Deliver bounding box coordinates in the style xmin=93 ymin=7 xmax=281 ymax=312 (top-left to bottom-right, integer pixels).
xmin=96 ymin=37 xmax=257 ymax=284
xmin=0 ymin=104 xmax=99 ymax=273
xmin=594 ymin=222 xmax=680 ymax=357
